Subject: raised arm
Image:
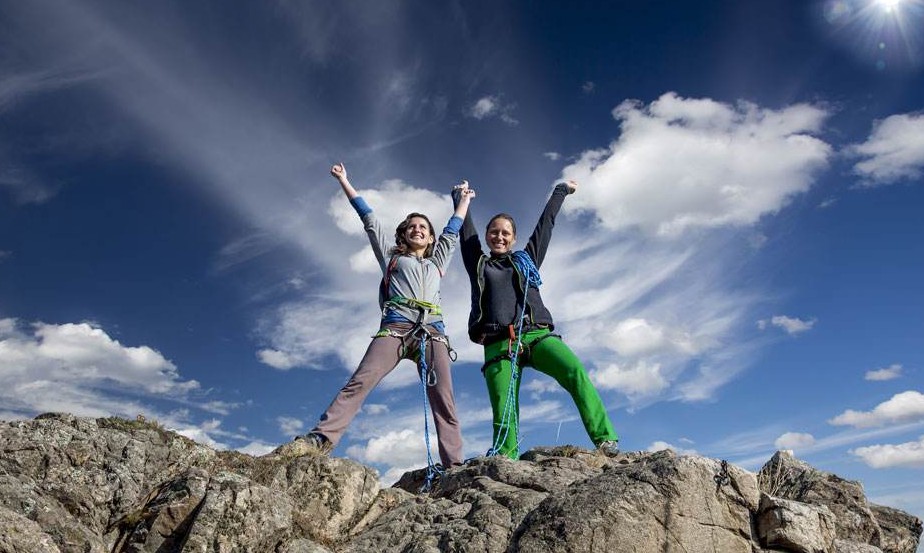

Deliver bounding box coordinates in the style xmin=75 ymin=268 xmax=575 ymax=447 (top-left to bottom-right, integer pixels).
xmin=330 ymin=162 xmax=359 ymax=199
xmin=454 ymin=182 xmax=485 ymax=277
xmin=525 ymin=180 xmax=576 ymax=267
xmin=330 ymin=162 xmax=389 ymax=270
xmin=430 ymin=181 xmax=476 ymax=274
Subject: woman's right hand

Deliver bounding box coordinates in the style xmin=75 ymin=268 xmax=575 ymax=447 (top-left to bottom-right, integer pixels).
xmin=453 ymin=180 xmax=475 ymax=204
xmin=330 ymin=163 xmax=347 ymax=182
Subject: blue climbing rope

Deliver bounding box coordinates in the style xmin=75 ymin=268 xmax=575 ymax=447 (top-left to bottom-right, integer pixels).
xmin=417 ymin=327 xmax=443 ymax=492
xmin=487 ymin=251 xmax=541 ymax=458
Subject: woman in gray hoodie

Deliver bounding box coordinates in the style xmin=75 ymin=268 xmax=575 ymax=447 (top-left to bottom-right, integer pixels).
xmin=295 ymin=163 xmax=474 ymax=469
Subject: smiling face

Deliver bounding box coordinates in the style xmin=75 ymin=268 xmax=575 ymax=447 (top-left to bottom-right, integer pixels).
xmin=486 ymin=215 xmax=516 ymax=255
xmin=401 ymin=215 xmax=434 ymax=255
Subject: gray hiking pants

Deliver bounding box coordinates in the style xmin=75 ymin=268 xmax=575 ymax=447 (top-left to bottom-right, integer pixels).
xmin=312 ymin=329 xmax=463 ymax=467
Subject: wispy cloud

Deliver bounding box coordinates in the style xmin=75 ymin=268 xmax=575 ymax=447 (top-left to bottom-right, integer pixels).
xmin=276 ymin=416 xmax=305 ymax=437
xmin=0 ymin=165 xmax=59 ymax=205
xmin=468 ymin=95 xmax=518 ymax=125
xmin=757 ymin=315 xmax=816 ymax=335
xmin=0 ymin=67 xmax=98 ymax=114
xmin=543 ymin=152 xmax=562 ymax=161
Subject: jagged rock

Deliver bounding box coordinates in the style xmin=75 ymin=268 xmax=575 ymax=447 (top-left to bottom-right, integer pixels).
xmin=513 ymin=449 xmax=759 ymax=552
xmin=109 ymin=467 xmax=210 ymax=552
xmin=181 ymin=471 xmax=294 ymax=552
xmin=0 ymin=505 xmax=62 ymax=553
xmin=759 ymin=450 xmax=884 ymax=547
xmin=871 ymin=504 xmax=924 ymax=553
xmin=758 ymin=450 xmax=924 ymax=553
xmin=0 ymin=415 xmax=921 ymax=553
xmin=255 ymin=453 xmax=381 ymax=544
xmin=757 ymin=492 xmax=837 ymax=553
xmin=834 ymin=539 xmax=884 ymax=552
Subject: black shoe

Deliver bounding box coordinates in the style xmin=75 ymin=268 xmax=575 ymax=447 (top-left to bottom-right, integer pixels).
xmin=295 ymin=432 xmax=332 ymax=454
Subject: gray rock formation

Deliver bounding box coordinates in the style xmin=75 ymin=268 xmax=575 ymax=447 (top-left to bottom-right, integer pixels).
xmin=757 ymin=493 xmax=837 ymax=553
xmin=0 ymin=414 xmax=920 ymax=553
xmin=758 ymin=450 xmax=922 ymax=553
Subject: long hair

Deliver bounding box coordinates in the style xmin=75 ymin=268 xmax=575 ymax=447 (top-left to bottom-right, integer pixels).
xmin=486 ymin=213 xmax=517 ymax=237
xmin=390 ymin=212 xmax=436 ymax=258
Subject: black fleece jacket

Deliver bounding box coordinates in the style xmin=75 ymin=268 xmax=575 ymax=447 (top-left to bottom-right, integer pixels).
xmin=459 ymin=183 xmax=571 ymax=344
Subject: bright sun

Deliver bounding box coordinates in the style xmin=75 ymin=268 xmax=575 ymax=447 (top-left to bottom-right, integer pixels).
xmin=877 ymin=0 xmax=901 ymax=10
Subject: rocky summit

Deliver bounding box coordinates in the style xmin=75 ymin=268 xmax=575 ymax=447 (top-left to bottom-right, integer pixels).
xmin=0 ymin=414 xmax=920 ymax=552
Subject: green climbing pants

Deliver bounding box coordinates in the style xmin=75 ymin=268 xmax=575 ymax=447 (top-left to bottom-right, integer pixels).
xmin=482 ymin=328 xmax=618 ymax=459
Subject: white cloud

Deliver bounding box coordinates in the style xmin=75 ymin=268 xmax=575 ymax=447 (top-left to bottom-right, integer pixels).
xmin=364 ymin=404 xmax=390 ymax=415
xmin=607 ymin=318 xmax=691 ymax=357
xmin=582 ymin=81 xmax=595 ymax=94
xmin=830 ymin=391 xmax=924 ymax=428
xmin=522 ymin=378 xmax=562 ymax=397
xmin=609 ymin=318 xmax=667 ymax=356
xmin=774 ymin=432 xmax=816 ymax=451
xmin=0 ymin=67 xmax=97 ymax=114
xmin=277 ymin=416 xmax=304 ymax=436
xmin=0 ymin=318 xmax=239 ymax=448
xmin=470 ymin=96 xmax=498 ymax=120
xmin=200 ymin=400 xmax=239 ymax=416
xmin=467 ymin=95 xmax=518 ymax=125
xmin=173 ymin=418 xmax=227 ymax=449
xmin=590 ymin=361 xmax=669 ymax=398
xmin=236 ymin=440 xmax=276 ymax=457
xmin=848 ymin=112 xmax=924 ymax=186
xmin=559 ymin=92 xmax=831 ymax=236
xmin=865 ymin=363 xmax=903 ymax=381
xmin=757 ymin=315 xmax=816 ymax=335
xmin=0 ymin=165 xmax=58 ymax=205
xmin=818 ymin=197 xmax=837 ymax=209
xmin=346 ymin=428 xmax=433 ymax=467
xmin=648 ymin=440 xmax=698 ymax=455
xmin=327 ymin=179 xmax=454 ymax=239
xmin=852 ymin=436 xmax=924 ymax=468
xmin=212 ymin=232 xmax=279 ymax=272
xmin=257 ymin=348 xmax=298 ymax=370
xmin=0 ymin=319 xmax=197 ymax=397
xmin=543 ymin=152 xmax=562 ymax=161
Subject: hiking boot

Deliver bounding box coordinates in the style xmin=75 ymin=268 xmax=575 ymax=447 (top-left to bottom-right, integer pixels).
xmin=271 ymin=432 xmax=332 ymax=457
xmin=597 ymin=440 xmax=620 ymax=456
xmin=295 ymin=432 xmax=333 ymax=453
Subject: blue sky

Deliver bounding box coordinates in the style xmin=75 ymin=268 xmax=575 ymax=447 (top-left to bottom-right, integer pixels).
xmin=2 ymin=0 xmax=923 ymax=523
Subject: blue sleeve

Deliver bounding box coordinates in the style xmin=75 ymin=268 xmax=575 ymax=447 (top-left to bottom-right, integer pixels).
xmin=350 ymin=196 xmax=372 ymax=217
xmin=443 ymin=216 xmax=462 ymax=236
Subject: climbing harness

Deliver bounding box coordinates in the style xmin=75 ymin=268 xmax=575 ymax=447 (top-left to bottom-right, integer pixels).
xmin=486 ymin=251 xmax=542 ymax=458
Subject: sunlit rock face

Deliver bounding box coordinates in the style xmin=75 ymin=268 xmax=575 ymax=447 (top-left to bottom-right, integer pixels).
xmin=0 ymin=414 xmax=920 ymax=553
